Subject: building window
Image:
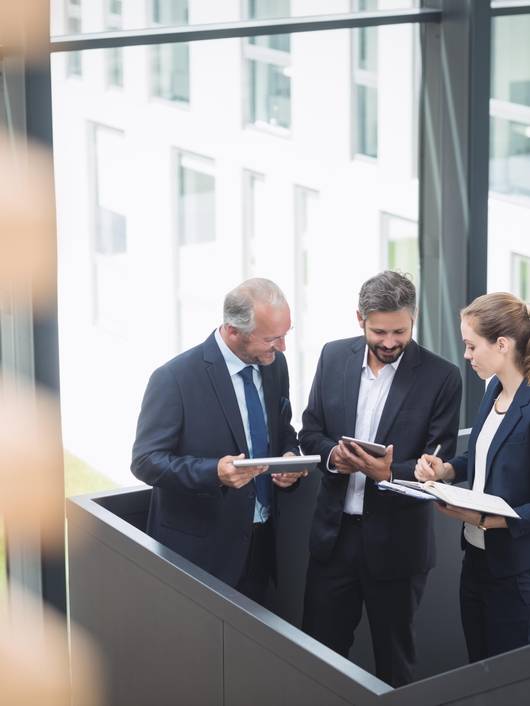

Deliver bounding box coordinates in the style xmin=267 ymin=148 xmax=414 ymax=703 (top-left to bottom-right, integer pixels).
xmin=243 ymin=170 xmax=266 ymax=277
xmin=352 ymin=0 xmax=378 ymax=158
xmin=490 ymin=14 xmax=530 ymax=198
xmin=512 ymin=253 xmax=530 ymax=301
xmin=105 ymin=0 xmax=124 ymax=88
xmin=149 ymin=0 xmax=190 ymax=103
xmin=293 ymin=186 xmax=319 ymax=420
xmin=177 ymin=153 xmax=216 ymax=245
xmin=245 ymin=0 xmax=291 ymax=131
xmin=381 ymin=212 xmax=419 ymax=286
xmin=65 ymin=0 xmax=83 ymax=77
xmin=91 ymin=124 xmax=128 ymax=336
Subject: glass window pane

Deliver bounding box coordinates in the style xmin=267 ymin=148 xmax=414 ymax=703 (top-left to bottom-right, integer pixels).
xmin=492 ymin=14 xmax=530 ymax=106
xmin=248 ymin=58 xmax=291 ymax=130
xmin=150 ymin=2 xmax=190 ymax=103
xmin=489 ymin=15 xmax=530 ymax=296
xmin=179 ymin=160 xmax=216 ymax=245
xmin=52 ymin=23 xmax=419 ymax=498
xmin=490 ymin=117 xmax=530 ymax=197
xmin=356 ymin=84 xmax=378 ymax=158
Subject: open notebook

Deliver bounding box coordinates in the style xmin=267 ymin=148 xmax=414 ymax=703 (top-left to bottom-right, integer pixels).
xmin=377 ymin=479 xmax=520 ymax=518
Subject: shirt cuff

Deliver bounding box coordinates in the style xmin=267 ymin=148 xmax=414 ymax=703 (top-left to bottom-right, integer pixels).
xmin=327 ymin=447 xmax=339 ymax=474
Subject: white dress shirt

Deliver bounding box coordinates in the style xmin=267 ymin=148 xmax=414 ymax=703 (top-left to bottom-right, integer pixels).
xmin=464 ymin=404 xmax=504 ymax=549
xmin=214 ymin=327 xmax=270 ymax=522
xmin=331 ymin=345 xmax=402 ymax=515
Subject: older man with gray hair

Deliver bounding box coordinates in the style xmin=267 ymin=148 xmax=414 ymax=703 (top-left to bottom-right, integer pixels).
xmin=300 ymin=270 xmax=462 ymax=687
xmin=131 ymin=278 xmax=301 ymax=604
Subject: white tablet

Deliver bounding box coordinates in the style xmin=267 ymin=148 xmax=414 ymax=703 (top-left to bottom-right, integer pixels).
xmin=341 ymin=436 xmax=387 ymax=458
xmin=233 ymin=454 xmax=321 ymax=474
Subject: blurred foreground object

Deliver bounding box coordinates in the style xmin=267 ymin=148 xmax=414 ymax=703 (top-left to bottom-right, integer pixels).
xmin=0 ymin=378 xmax=63 ymax=545
xmin=0 ymin=133 xmax=57 ymax=307
xmin=0 ymin=585 xmax=103 ymax=706
xmin=0 ymin=1 xmax=50 ymax=57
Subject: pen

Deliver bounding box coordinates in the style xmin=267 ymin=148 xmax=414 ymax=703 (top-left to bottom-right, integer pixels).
xmin=431 ymin=443 xmax=443 ymax=482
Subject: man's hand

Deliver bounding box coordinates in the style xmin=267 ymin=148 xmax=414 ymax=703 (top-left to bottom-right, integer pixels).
xmin=271 ymin=451 xmax=308 ymax=488
xmin=217 ymin=453 xmax=268 ymax=488
xmin=331 ymin=440 xmax=393 ymax=482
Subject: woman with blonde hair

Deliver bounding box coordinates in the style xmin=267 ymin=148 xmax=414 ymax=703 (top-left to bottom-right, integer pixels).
xmin=416 ymin=292 xmax=530 ymax=662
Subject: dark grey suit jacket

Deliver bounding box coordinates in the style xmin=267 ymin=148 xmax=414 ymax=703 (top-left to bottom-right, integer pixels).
xmin=300 ymin=336 xmax=462 ymax=580
xmin=131 ymin=331 xmax=298 ymax=586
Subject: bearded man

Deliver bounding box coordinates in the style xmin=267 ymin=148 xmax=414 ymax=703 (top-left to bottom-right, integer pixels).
xmin=300 ymin=270 xmax=462 ymax=687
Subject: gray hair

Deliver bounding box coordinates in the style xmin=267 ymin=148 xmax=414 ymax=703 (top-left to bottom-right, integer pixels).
xmin=358 ymin=271 xmax=417 ymax=319
xmin=223 ymin=278 xmax=287 ymax=334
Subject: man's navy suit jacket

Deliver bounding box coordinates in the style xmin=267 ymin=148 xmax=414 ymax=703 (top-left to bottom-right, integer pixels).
xmin=299 ymin=336 xmax=462 ymax=580
xmin=451 ymin=376 xmax=530 ymax=578
xmin=131 ymin=331 xmax=298 ymax=586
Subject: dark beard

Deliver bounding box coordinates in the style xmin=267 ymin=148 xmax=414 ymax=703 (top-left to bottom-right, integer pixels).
xmin=367 ymin=341 xmax=407 ymax=365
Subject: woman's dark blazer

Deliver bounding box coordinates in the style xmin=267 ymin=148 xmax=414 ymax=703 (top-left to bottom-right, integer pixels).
xmin=451 ymin=376 xmax=530 ymax=578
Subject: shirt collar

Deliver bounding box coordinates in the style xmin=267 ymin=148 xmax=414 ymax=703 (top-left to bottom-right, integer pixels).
xmin=214 ymin=327 xmax=258 ymax=377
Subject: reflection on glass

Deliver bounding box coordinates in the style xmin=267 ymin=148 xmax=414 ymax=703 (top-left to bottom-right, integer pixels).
xmin=150 ymin=0 xmax=189 ymax=102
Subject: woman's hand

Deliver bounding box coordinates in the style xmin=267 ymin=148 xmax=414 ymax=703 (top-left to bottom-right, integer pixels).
xmin=415 ymin=454 xmax=454 ymax=482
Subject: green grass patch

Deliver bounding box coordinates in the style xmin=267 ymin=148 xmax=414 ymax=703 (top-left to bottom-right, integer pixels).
xmin=64 ymin=450 xmax=118 ymax=497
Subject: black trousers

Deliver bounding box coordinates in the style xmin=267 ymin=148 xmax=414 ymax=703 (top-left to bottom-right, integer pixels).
xmin=302 ymin=514 xmax=427 ymax=688
xmin=236 ymin=519 xmax=274 ymax=606
xmin=461 ymin=543 xmax=530 ymax=662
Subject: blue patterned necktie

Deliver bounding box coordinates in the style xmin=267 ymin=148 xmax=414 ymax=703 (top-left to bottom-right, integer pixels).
xmin=238 ymin=365 xmax=272 ymax=508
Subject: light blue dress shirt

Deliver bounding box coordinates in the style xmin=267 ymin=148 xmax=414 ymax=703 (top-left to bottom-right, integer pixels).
xmin=215 ymin=327 xmax=270 ymax=523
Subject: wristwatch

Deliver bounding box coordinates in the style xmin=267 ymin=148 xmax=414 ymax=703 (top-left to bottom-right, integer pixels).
xmin=478 ymin=513 xmax=488 ymax=531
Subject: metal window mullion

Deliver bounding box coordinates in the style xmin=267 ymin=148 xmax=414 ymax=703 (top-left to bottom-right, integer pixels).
xmin=45 ymin=9 xmax=442 ymax=55
xmin=419 ymin=0 xmax=491 ymax=427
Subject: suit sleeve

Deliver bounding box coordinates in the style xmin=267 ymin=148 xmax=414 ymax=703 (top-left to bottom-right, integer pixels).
xmin=299 ymin=346 xmax=338 ymax=471
xmin=391 ymin=365 xmax=463 ymax=481
xmin=131 ymin=365 xmax=220 ymax=493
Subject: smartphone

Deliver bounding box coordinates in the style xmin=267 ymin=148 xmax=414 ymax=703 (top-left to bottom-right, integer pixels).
xmin=341 ymin=436 xmax=387 ymax=458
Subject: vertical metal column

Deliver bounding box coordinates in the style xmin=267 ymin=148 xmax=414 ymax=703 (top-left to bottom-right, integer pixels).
xmin=419 ymin=0 xmax=490 ymax=425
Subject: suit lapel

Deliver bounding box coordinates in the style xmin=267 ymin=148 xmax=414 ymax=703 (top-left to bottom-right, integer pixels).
xmin=484 ymin=379 xmax=530 ymax=484
xmin=375 ymin=340 xmax=420 ymax=444
xmin=203 ymin=332 xmax=249 ymax=455
xmin=344 ymin=340 xmax=365 ymax=435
